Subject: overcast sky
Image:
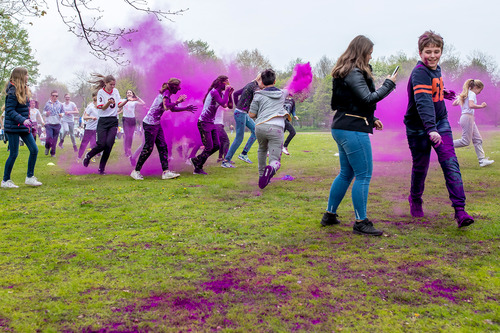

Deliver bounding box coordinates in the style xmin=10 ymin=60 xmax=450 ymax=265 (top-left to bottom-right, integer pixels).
xmin=26 ymin=0 xmax=500 ymax=85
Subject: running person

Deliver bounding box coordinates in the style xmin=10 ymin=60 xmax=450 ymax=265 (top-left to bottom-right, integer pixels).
xmin=78 ymin=92 xmax=99 ymax=159
xmin=191 ymin=75 xmax=234 ymax=175
xmin=83 ymin=74 xmax=129 ymax=174
xmin=59 ymin=93 xmax=79 ymax=152
xmin=29 ymin=100 xmax=44 ymax=142
xmin=221 ymin=74 xmax=263 ymax=168
xmin=120 ymin=90 xmax=145 ymax=157
xmin=43 ymin=90 xmax=64 ymax=157
xmin=452 ymin=79 xmax=494 ymax=167
xmin=130 ymin=78 xmax=197 ymax=180
xmin=282 ymin=94 xmax=299 ymax=155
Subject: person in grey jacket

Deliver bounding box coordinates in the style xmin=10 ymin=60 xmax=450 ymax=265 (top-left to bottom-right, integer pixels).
xmin=321 ymin=35 xmax=397 ymax=236
xmin=249 ymin=69 xmax=290 ymax=189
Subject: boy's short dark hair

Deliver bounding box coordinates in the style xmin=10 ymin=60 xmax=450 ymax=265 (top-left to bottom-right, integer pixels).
xmin=418 ymin=30 xmax=444 ymax=53
xmin=261 ymin=69 xmax=276 ymax=86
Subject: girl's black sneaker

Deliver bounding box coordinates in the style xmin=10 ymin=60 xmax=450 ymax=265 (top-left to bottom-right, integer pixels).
xmin=321 ymin=212 xmax=341 ymax=226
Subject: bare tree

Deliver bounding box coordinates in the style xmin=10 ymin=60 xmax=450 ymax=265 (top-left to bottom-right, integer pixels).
xmin=314 ymin=55 xmax=335 ymax=79
xmin=0 ymin=0 xmax=187 ymax=65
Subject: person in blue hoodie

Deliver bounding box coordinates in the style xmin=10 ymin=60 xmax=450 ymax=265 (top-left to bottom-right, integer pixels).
xmin=2 ymin=67 xmax=42 ymax=188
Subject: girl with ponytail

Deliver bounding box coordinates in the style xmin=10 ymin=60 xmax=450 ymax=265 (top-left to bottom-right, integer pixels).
xmin=452 ymin=79 xmax=494 ymax=167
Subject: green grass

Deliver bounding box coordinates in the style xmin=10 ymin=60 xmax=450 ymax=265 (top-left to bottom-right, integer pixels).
xmin=0 ymin=130 xmax=499 ymax=332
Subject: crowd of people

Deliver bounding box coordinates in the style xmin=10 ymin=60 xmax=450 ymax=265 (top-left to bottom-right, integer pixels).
xmin=2 ymin=30 xmax=494 ymax=235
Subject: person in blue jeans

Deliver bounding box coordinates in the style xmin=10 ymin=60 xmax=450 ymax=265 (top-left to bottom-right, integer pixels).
xmin=322 ymin=35 xmax=397 ymax=236
xmin=2 ymin=67 xmax=42 ymax=188
xmin=221 ymin=74 xmax=264 ymax=168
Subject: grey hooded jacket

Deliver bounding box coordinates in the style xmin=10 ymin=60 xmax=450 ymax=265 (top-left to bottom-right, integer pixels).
xmin=248 ymin=87 xmax=291 ymax=125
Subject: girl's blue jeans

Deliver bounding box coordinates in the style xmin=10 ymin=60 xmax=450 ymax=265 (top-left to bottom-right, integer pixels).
xmin=3 ymin=131 xmax=38 ymax=181
xmin=327 ymin=129 xmax=373 ymax=220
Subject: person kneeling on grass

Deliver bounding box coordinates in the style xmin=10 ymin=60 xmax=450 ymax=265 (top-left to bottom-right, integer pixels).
xmin=249 ymin=69 xmax=290 ymax=189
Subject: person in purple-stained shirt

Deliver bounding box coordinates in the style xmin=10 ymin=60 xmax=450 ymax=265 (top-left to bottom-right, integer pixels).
xmin=130 ymin=78 xmax=197 ymax=181
xmin=191 ymin=75 xmax=234 ymax=175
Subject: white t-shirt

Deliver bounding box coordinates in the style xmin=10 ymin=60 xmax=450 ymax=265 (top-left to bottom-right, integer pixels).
xmin=461 ymin=90 xmax=476 ymax=115
xmin=97 ymin=88 xmax=121 ymax=118
xmin=122 ymin=100 xmax=138 ymax=118
xmin=214 ymin=108 xmax=224 ymax=125
xmin=62 ymin=101 xmax=77 ymax=122
xmin=29 ymin=108 xmax=43 ymax=123
xmin=84 ymin=102 xmax=99 ymax=131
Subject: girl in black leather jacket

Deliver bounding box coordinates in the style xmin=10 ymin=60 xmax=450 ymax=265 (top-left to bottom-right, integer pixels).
xmin=321 ymin=35 xmax=397 ymax=236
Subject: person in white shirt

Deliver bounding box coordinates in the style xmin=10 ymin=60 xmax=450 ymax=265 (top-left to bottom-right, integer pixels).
xmin=452 ymin=79 xmax=494 ymax=167
xmin=82 ymin=74 xmax=129 ymax=174
xmin=119 ymin=89 xmax=145 ymax=157
xmin=29 ymin=100 xmax=45 ymax=142
xmin=78 ymin=92 xmax=99 ymax=159
xmin=58 ymin=93 xmax=79 ymax=151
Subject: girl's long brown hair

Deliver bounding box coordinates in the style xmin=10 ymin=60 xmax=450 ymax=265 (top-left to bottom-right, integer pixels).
xmin=6 ymin=67 xmax=31 ymax=104
xmin=203 ymin=75 xmax=228 ymax=104
xmin=331 ymin=35 xmax=374 ymax=79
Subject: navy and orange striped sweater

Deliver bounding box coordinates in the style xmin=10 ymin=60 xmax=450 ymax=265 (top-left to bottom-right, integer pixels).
xmin=404 ymin=61 xmax=448 ymax=135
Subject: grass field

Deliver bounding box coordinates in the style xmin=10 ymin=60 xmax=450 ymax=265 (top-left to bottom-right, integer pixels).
xmin=0 ymin=130 xmax=499 ymax=332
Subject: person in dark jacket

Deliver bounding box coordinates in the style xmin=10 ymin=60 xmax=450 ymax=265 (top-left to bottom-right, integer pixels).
xmin=2 ymin=67 xmax=42 ymax=188
xmin=321 ymin=35 xmax=396 ymax=236
xmin=404 ymin=31 xmax=474 ymax=228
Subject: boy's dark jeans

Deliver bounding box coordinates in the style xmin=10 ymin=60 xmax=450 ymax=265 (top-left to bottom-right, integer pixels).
xmin=407 ymin=119 xmax=466 ymax=208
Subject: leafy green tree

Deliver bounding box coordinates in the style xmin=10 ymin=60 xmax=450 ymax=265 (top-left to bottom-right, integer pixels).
xmin=236 ymin=49 xmax=272 ymax=72
xmin=0 ymin=15 xmax=39 ymax=106
xmin=184 ymin=39 xmax=218 ymax=61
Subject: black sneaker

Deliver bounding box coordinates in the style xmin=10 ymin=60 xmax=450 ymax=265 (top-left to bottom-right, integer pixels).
xmin=321 ymin=212 xmax=341 ymax=226
xmin=83 ymin=153 xmax=91 ymax=167
xmin=98 ymin=169 xmax=106 ymax=175
xmin=193 ymin=168 xmax=207 ymax=175
xmin=353 ymin=219 xmax=383 ymax=236
xmin=44 ymin=147 xmax=49 ymax=156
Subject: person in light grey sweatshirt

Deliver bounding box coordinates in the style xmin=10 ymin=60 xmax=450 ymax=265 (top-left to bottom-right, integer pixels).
xmin=249 ymin=69 xmax=290 ymax=189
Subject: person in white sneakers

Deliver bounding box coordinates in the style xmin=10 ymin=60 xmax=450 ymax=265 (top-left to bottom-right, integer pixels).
xmin=130 ymin=78 xmax=197 ymax=180
xmin=452 ymin=79 xmax=494 ymax=167
xmin=2 ymin=67 xmax=42 ymax=188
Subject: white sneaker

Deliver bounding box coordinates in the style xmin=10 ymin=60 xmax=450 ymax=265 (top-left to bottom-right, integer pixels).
xmin=1 ymin=180 xmax=19 ymax=188
xmin=130 ymin=170 xmax=144 ymax=180
xmin=282 ymin=147 xmax=290 ymax=155
xmin=25 ymin=176 xmax=42 ymax=186
xmin=479 ymin=158 xmax=495 ymax=167
xmin=162 ymin=170 xmax=180 ymax=179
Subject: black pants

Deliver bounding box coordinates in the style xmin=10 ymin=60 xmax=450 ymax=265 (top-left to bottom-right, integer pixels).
xmin=192 ymin=121 xmax=219 ymax=168
xmin=86 ymin=117 xmax=118 ymax=172
xmin=283 ymin=118 xmax=296 ymax=148
xmin=135 ymin=122 xmax=169 ymax=172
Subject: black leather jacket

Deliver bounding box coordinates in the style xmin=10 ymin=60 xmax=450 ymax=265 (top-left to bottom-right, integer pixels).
xmin=331 ymin=67 xmax=395 ymax=133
